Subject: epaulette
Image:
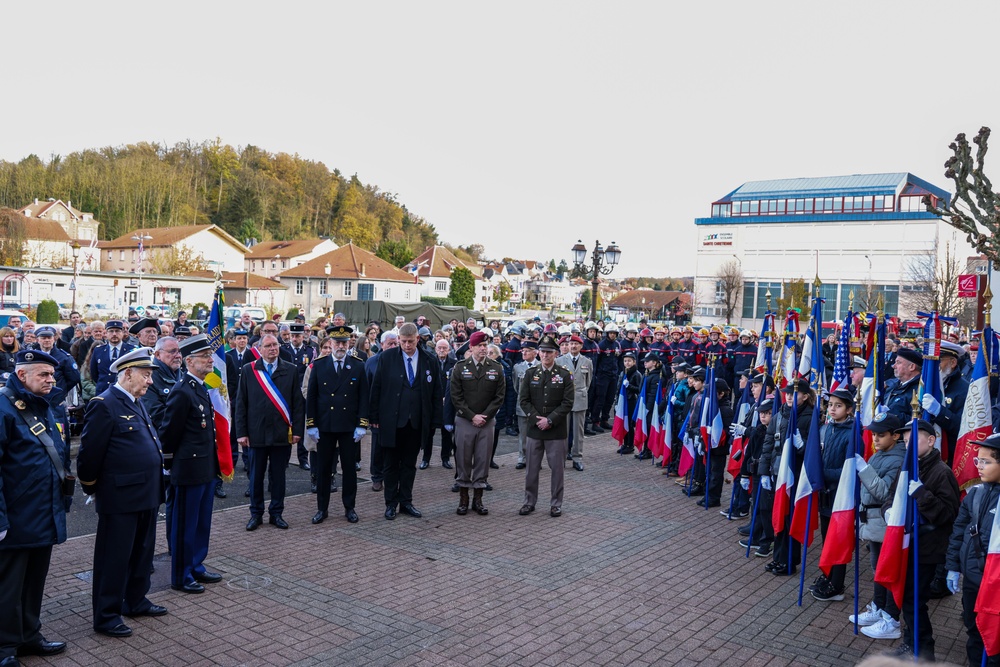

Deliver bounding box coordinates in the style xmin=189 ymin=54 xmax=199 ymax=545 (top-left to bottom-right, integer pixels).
xmin=90 ymin=396 xmax=104 ymax=401
xmin=358 ymin=418 xmax=369 ymax=428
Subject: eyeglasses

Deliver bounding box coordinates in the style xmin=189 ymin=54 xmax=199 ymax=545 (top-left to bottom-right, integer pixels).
xmin=973 ymin=457 xmax=997 ymax=467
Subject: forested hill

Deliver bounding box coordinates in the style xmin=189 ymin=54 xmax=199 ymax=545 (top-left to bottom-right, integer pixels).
xmin=0 ymin=140 xmax=439 ymax=253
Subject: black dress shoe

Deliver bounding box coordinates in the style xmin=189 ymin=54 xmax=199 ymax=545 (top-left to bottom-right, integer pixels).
xmin=764 ymin=560 xmax=779 ymax=572
xmin=214 ymin=485 xmax=227 ymax=499
xmin=171 ymin=582 xmax=205 ymax=594
xmin=345 ymin=509 xmax=359 ymax=523
xmin=771 ymin=563 xmax=795 ymax=576
xmin=599 ymin=421 xmax=612 ymax=431
xmin=451 ymin=482 xmax=460 ymax=492
xmin=312 ymin=511 xmax=327 ymax=524
xmin=572 ymin=461 xmax=584 ymax=471
xmin=419 ymin=460 xmax=430 ymax=470
xmin=592 ymin=424 xmax=605 ymax=433
xmin=269 ymin=515 xmax=289 ymax=529
xmin=550 ymin=507 xmax=562 ymax=517
xmin=372 ymin=480 xmax=383 ymax=492
xmin=441 ymin=460 xmax=454 ymax=469
xmin=194 ymin=571 xmax=222 ymax=584
xmin=518 ymin=504 xmax=535 ymax=515
xmin=583 ymin=428 xmax=597 ymax=437
xmin=17 ymin=639 xmax=66 ymax=656
xmin=489 ymin=461 xmax=499 ymax=469
xmin=96 ymin=623 xmax=133 ymax=638
xmin=246 ymin=516 xmax=262 ymax=531
xmin=127 ymin=604 xmax=168 ymax=618
xmin=384 ymin=505 xmax=397 ymax=520
xmin=515 ymin=461 xmax=526 ymax=469
xmin=484 ymin=483 xmax=493 ymax=491
xmin=400 ymin=503 xmax=422 ymax=518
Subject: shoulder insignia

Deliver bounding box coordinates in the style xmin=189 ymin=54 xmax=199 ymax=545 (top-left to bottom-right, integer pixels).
xmin=90 ymin=396 xmax=104 ymax=401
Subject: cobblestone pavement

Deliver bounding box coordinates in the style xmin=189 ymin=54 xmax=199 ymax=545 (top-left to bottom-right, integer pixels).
xmin=32 ymin=433 xmax=966 ymax=666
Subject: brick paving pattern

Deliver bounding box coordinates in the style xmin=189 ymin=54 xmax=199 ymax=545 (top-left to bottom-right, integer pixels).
xmin=31 ymin=433 xmax=967 ymax=666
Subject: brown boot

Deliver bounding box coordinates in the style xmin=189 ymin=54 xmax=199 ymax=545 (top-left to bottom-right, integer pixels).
xmin=457 ymin=487 xmax=469 ymax=515
xmin=472 ymin=488 xmax=488 ymax=515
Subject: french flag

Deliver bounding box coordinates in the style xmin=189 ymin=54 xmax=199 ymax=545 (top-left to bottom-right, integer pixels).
xmin=776 ymin=309 xmax=799 ymax=393
xmin=789 ymin=401 xmax=825 ymax=547
xmin=648 ymin=379 xmax=664 ymax=459
xmin=975 ymin=491 xmax=1000 ymax=658
xmin=859 ymin=347 xmax=878 ymax=461
xmin=797 ymin=296 xmax=825 ymax=390
xmin=699 ymin=368 xmax=725 ymax=453
xmin=952 ymin=340 xmax=992 ymax=494
xmin=611 ymin=378 xmax=629 ymax=444
xmin=661 ymin=393 xmax=673 ymax=464
xmin=677 ymin=410 xmax=696 ymax=476
xmin=754 ymin=311 xmax=774 ymax=373
xmin=727 ymin=382 xmax=753 ymax=479
xmin=874 ymin=416 xmax=920 ymax=610
xmin=772 ymin=397 xmax=799 ymax=535
xmin=633 ymin=375 xmax=649 ymax=449
xmin=819 ymin=413 xmax=862 ymax=574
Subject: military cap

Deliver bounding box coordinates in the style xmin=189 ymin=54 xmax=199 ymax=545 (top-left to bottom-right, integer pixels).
xmin=851 ymin=355 xmax=867 ymax=369
xmin=690 ymin=366 xmax=706 ymax=380
xmin=758 ymin=398 xmax=775 ymax=413
xmin=522 ymin=340 xmax=539 ymax=350
xmin=106 ymin=319 xmax=125 ymax=331
xmin=174 ymin=325 xmax=192 ymax=337
xmin=825 ymin=387 xmax=855 ymax=405
xmin=569 ymin=335 xmax=584 ymax=345
xmin=751 ymin=373 xmax=776 ymax=390
xmin=179 ymin=334 xmax=212 ymax=358
xmin=469 ymin=330 xmax=490 ymax=347
xmin=326 ymin=325 xmax=353 ymax=341
xmin=939 ymin=341 xmax=965 ymax=359
xmin=621 ymin=350 xmax=635 ymax=360
xmin=537 ymin=334 xmax=559 ymax=351
xmin=233 ymin=329 xmax=250 ymax=337
xmin=110 ymin=346 xmax=155 ymax=373
xmin=289 ymin=323 xmax=306 ymax=334
xmin=644 ymin=352 xmax=663 ymax=365
xmin=715 ymin=378 xmax=731 ymax=394
xmin=128 ymin=317 xmax=160 ymax=336
xmin=15 ymin=349 xmax=57 ymax=367
xmin=895 ymin=347 xmax=923 ymax=367
xmin=780 ymin=378 xmax=813 ymax=394
xmin=34 ymin=325 xmax=57 ymax=337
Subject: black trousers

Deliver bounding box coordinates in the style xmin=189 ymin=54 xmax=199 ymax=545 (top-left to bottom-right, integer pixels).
xmin=901 ymin=560 xmax=937 ymax=655
xmin=751 ymin=483 xmax=775 ymax=548
xmin=422 ymin=426 xmax=453 ymax=463
xmin=92 ymin=509 xmax=157 ymax=631
xmin=774 ymin=514 xmax=801 ymax=570
xmin=818 ymin=514 xmax=847 ymax=591
xmin=369 ymin=427 xmax=384 ymax=483
xmin=249 ymin=445 xmax=291 ymax=517
xmin=707 ymin=453 xmax=726 ymax=503
xmin=316 ymin=432 xmax=357 ymax=513
xmin=963 ymin=585 xmax=1000 ymax=666
xmin=384 ymin=423 xmax=421 ymax=506
xmin=595 ymin=373 xmax=617 ymax=423
xmin=0 ymin=545 xmax=52 ymax=658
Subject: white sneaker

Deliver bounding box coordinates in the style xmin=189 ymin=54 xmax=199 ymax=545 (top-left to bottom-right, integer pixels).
xmin=860 ymin=613 xmax=902 ymax=640
xmin=848 ymin=601 xmax=882 ymax=627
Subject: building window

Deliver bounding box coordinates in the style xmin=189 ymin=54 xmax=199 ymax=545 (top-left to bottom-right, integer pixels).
xmin=818 ymin=283 xmax=838 ymax=322
xmin=119 ymin=250 xmax=125 ymax=261
xmin=741 ymin=281 xmax=782 ymax=319
xmin=384 ymin=288 xmax=391 ymax=298
xmin=295 ymin=279 xmax=304 ymax=295
xmin=4 ymin=281 xmax=17 ymax=297
xmin=108 ymin=250 xmax=113 ymax=261
xmin=343 ymin=281 xmax=352 ymax=297
xmin=271 ymin=260 xmax=277 ymax=269
xmin=318 ymin=279 xmax=327 ymax=295
xmin=405 ymin=289 xmax=411 ymax=300
xmin=282 ymin=260 xmax=287 ymax=269
xmin=435 ymin=280 xmax=447 ymax=292
xmin=714 ymin=281 xmax=725 ymax=304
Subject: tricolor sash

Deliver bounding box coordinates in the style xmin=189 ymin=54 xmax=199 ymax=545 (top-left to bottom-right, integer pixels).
xmin=253 ymin=364 xmax=292 ymax=428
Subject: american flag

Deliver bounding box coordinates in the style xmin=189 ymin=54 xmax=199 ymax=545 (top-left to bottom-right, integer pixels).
xmin=828 ymin=310 xmax=853 ymax=393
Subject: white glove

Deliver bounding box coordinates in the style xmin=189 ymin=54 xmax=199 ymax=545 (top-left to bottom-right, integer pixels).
xmin=307 ymin=427 xmax=320 ymax=441
xmin=671 ymin=396 xmax=683 ymax=406
xmin=946 ymin=571 xmax=961 ymax=595
xmin=730 ymin=424 xmax=746 ymax=437
xmin=444 ymin=425 xmax=454 ymax=433
xmin=0 ymin=529 xmax=6 ymax=542
xmin=793 ymin=433 xmax=805 ymax=450
xmin=761 ymin=476 xmax=772 ymax=491
xmin=740 ymin=477 xmax=750 ymax=491
xmin=854 ymin=454 xmax=868 ymax=473
xmin=908 ymin=480 xmax=923 ymax=497
xmin=697 ymin=442 xmax=705 ymax=456
xmin=353 ymin=427 xmax=366 ymax=442
xmin=921 ymin=393 xmax=941 ymax=417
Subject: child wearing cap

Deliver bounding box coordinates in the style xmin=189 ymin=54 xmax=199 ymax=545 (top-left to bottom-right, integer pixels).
xmin=851 ymin=412 xmax=906 ymax=638
xmin=700 ymin=379 xmax=733 ymax=509
xmin=738 ymin=397 xmax=773 ymax=556
xmin=680 ymin=367 xmax=706 ymax=491
xmin=945 ymin=433 xmax=1000 ymax=666
xmin=635 ymin=354 xmax=663 ymax=461
xmin=616 ymin=353 xmax=641 ymax=456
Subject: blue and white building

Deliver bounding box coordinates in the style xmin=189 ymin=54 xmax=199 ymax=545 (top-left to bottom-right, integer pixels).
xmin=692 ymin=172 xmax=977 ymax=327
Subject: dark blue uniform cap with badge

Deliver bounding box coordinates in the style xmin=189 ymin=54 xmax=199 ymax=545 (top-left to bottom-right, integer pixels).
xmin=751 ymin=373 xmax=776 ymax=390
xmin=645 ymin=352 xmax=663 ymax=365
xmin=780 ymin=378 xmax=813 ymax=394
xmin=690 ymin=366 xmax=706 ymax=380
xmin=106 ymin=319 xmax=125 ymax=331
xmin=175 ymin=325 xmax=191 ymax=337
xmin=758 ymin=398 xmax=775 ymax=413
xmin=621 ymin=350 xmax=635 ymax=360
xmin=939 ymin=341 xmax=965 ymax=359
xmin=522 ymin=340 xmax=539 ymax=350
xmin=895 ymin=418 xmax=936 ymax=436
xmin=325 ymin=325 xmax=353 ymax=340
xmin=179 ymin=334 xmax=212 ymax=358
xmin=865 ymin=411 xmax=902 ymax=434
xmin=109 ymin=346 xmax=156 ymax=373
xmin=34 ymin=325 xmax=57 ymax=337
xmin=128 ymin=317 xmax=160 ymax=336
xmin=825 ymin=386 xmax=856 ymax=404
xmin=233 ymin=329 xmax=250 ymax=337
xmin=15 ymin=349 xmax=58 ymax=367
xmin=970 ymin=432 xmax=1000 ymax=450
xmin=289 ymin=323 xmax=306 ymax=334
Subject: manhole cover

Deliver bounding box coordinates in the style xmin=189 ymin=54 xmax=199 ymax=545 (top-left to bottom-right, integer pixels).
xmin=226 ymin=575 xmax=272 ymax=591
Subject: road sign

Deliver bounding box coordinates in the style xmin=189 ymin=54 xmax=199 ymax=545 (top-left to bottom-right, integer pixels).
xmin=69 ymin=280 xmax=76 ymax=291
xmin=134 ymin=305 xmax=146 ymax=315
xmin=958 ymin=274 xmax=978 ymax=298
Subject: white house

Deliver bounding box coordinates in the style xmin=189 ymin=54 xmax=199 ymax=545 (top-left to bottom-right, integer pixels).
xmin=244 ymin=238 xmax=338 ymax=277
xmin=101 ymin=224 xmax=247 ymax=275
xmin=403 ymin=245 xmax=483 ymax=300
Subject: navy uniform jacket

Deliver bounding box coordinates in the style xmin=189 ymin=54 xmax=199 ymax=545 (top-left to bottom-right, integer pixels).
xmin=48 ymin=345 xmax=81 ymax=398
xmin=369 ymin=346 xmax=443 ymax=449
xmin=306 ymin=354 xmax=370 ymax=433
xmin=0 ymin=373 xmax=69 ymax=549
xmin=502 ymin=337 xmax=523 ymax=367
xmin=927 ymin=370 xmax=969 ymax=459
xmin=881 ymin=375 xmax=920 ymax=423
xmin=158 ymin=374 xmax=218 ymax=486
xmin=90 ymin=342 xmax=137 ymax=395
xmin=225 ymin=347 xmax=253 ymax=402
xmin=282 ymin=343 xmax=316 ymax=382
xmin=234 ymin=358 xmax=304 ymax=446
xmin=77 ymin=387 xmax=164 ymax=513
xmin=596 ymin=337 xmax=622 ymax=376
xmin=141 ymin=358 xmax=181 ymax=429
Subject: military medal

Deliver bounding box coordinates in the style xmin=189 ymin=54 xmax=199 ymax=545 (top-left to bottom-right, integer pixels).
xmin=199 ymin=404 xmax=207 ymax=428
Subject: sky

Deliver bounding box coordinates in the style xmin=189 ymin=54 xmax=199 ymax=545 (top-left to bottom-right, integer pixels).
xmin=4 ymin=1 xmax=999 ymax=278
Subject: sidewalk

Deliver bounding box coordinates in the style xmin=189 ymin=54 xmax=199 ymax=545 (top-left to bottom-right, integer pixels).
xmin=33 ymin=433 xmax=966 ymax=666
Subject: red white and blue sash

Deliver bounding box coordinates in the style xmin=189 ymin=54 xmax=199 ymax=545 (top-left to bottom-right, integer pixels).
xmin=253 ymin=364 xmax=292 ymax=428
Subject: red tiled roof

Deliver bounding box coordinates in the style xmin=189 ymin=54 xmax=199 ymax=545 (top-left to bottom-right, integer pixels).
xmin=103 ymin=225 xmax=246 ymax=253
xmin=404 ymin=245 xmax=480 ymax=278
xmin=608 ymin=290 xmax=690 ymax=310
xmin=24 ymin=218 xmax=71 ymax=242
xmin=245 ymin=239 xmax=329 ymax=259
xmin=276 ymin=243 xmax=416 ymax=282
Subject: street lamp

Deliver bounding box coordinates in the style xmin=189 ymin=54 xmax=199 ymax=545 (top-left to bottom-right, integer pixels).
xmin=324 ymin=262 xmax=331 ymax=315
xmin=571 ymin=239 xmax=621 ymax=321
xmin=131 ymin=231 xmax=152 ymax=312
xmin=70 ymin=241 xmax=80 ymax=313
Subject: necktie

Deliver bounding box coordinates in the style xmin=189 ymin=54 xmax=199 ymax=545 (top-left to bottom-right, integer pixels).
xmin=335 ymin=360 xmax=342 ymax=374
xmin=573 ymin=357 xmax=579 ymax=370
xmin=266 ymin=363 xmax=273 ymax=376
xmin=112 ymin=347 xmax=119 ymax=361
xmin=406 ymin=356 xmax=415 ymax=386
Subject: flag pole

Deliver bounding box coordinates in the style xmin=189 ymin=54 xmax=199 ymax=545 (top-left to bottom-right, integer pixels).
xmin=797 ymin=278 xmax=823 ymax=606
xmin=746 ymin=481 xmax=761 ymax=559
xmin=704 ymin=355 xmax=715 ymax=510
xmin=910 ymin=390 xmax=922 ymax=660
xmin=853 ymin=387 xmax=862 ymax=635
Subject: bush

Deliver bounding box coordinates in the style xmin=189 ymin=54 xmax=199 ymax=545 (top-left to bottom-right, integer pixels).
xmin=421 ymin=296 xmax=453 ymax=306
xmin=36 ymin=299 xmax=59 ymax=324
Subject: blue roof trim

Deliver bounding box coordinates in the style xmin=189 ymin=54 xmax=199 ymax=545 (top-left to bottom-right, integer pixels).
xmin=904 ymin=172 xmax=951 ymax=204
xmin=715 ymin=172 xmax=951 ymax=203
xmin=694 ymin=211 xmax=942 ymax=226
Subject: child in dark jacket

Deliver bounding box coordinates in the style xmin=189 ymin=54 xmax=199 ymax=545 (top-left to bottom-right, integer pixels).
xmin=812 ymin=387 xmax=855 ymax=601
xmin=617 ymin=352 xmax=642 ymax=455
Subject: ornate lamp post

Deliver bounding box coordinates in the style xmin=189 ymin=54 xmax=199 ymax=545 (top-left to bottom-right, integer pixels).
xmin=571 ymin=240 xmax=621 ymax=321
xmin=323 ymin=262 xmax=331 ymax=315
xmin=131 ymin=231 xmax=152 ymax=310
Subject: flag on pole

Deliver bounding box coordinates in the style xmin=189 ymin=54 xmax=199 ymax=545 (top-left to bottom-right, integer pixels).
xmin=819 ymin=412 xmax=861 ymax=574
xmin=754 ymin=311 xmax=775 ymax=373
xmin=776 ymin=309 xmax=799 ymax=393
xmin=661 ymin=392 xmax=673 ymax=463
xmin=975 ymin=491 xmax=1000 ymax=658
xmin=648 ymin=379 xmax=664 ymax=459
xmin=611 ymin=378 xmax=629 ymax=444
xmin=829 ymin=310 xmax=854 ymax=393
xmin=917 ymin=311 xmax=958 ymax=461
xmin=874 ymin=413 xmax=920 ymax=609
xmin=633 ymin=375 xmax=649 ymax=449
xmin=789 ymin=401 xmax=825 ymax=547
xmin=772 ymin=395 xmax=799 ymax=534
xmin=204 ymin=289 xmax=235 ymax=481
xmin=952 ymin=336 xmax=992 ymax=493
xmin=699 ymin=369 xmax=725 ymax=453
xmin=798 ymin=296 xmax=825 ymax=390
xmin=727 ymin=381 xmax=753 ymax=479
xmin=677 ymin=409 xmax=696 ymax=477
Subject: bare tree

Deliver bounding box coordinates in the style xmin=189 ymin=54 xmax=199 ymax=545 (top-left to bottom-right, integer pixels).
xmin=901 ymin=241 xmax=970 ymax=320
xmin=715 ymin=259 xmax=743 ymax=323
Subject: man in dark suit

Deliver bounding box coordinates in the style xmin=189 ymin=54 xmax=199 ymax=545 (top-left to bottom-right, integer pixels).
xmin=78 ymin=347 xmax=166 ymax=638
xmin=89 ymin=320 xmax=136 ymax=395
xmin=235 ymin=333 xmax=303 ymax=531
xmin=306 ymin=326 xmax=369 ymax=524
xmin=157 ymin=335 xmax=223 ymax=594
xmin=421 ymin=338 xmax=456 ymax=469
xmin=369 ymin=323 xmax=442 ymax=520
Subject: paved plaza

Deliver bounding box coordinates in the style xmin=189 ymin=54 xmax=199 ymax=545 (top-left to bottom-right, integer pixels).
xmin=33 ymin=433 xmax=967 ymax=666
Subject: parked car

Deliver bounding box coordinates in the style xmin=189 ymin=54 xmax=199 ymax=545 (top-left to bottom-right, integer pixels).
xmin=0 ymin=309 xmax=26 ymax=328
xmin=83 ymin=303 xmax=117 ymax=320
xmin=223 ymin=306 xmax=267 ymax=329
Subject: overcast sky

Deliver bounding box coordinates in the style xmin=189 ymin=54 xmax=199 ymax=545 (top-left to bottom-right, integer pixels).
xmin=4 ymin=1 xmax=998 ymax=278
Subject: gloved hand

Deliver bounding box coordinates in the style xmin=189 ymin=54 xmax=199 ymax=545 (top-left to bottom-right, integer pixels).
xmin=307 ymin=427 xmax=320 ymax=441
xmin=908 ymin=480 xmax=924 ymax=497
xmin=740 ymin=477 xmax=750 ymax=491
xmin=793 ymin=433 xmax=805 ymax=450
xmin=444 ymin=425 xmax=454 ymax=433
xmin=854 ymin=454 xmax=868 ymax=473
xmin=921 ymin=393 xmax=941 ymax=417
xmin=730 ymin=424 xmax=746 ymax=437
xmin=761 ymin=476 xmax=772 ymax=491
xmin=946 ymin=571 xmax=961 ymax=595
xmin=353 ymin=427 xmax=366 ymax=442
xmin=0 ymin=529 xmax=6 ymax=542
xmin=671 ymin=396 xmax=682 ymax=406
xmin=697 ymin=443 xmax=705 ymax=456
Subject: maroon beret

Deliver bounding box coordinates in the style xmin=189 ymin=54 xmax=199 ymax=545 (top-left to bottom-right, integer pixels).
xmin=469 ymin=330 xmax=490 ymax=347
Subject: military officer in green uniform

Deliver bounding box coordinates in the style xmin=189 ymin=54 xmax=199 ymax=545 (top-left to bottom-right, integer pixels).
xmin=518 ymin=334 xmax=575 ymax=517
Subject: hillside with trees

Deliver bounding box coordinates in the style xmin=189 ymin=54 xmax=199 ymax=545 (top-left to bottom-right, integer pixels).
xmin=0 ymin=140 xmax=439 ymax=257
